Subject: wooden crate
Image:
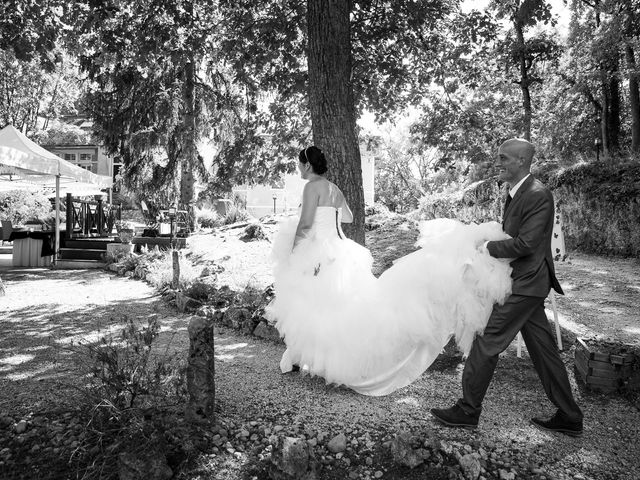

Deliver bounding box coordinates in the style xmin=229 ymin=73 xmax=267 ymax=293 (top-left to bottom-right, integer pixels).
xmin=574 ymin=338 xmax=640 ymax=393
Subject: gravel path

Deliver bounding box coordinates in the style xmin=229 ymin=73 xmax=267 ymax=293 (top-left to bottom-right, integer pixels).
xmin=1 ymin=229 xmax=640 ymax=479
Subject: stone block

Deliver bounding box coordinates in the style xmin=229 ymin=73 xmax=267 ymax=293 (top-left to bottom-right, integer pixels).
xmin=106 ymin=243 xmax=135 ymax=255
xmin=186 ymin=316 xmax=215 ymax=424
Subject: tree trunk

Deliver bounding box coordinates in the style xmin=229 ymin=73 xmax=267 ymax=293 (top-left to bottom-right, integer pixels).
xmin=514 ymin=19 xmax=532 ymax=141
xmin=626 ymin=43 xmax=640 ymax=152
xmin=180 ymin=56 xmax=197 ymax=232
xmin=306 ymin=0 xmax=365 ymax=245
xmin=608 ymin=55 xmax=621 ymax=151
xmin=600 ymin=75 xmax=610 ymax=157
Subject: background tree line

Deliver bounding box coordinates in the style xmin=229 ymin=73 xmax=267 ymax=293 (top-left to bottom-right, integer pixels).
xmin=1 ymin=0 xmax=639 ymax=247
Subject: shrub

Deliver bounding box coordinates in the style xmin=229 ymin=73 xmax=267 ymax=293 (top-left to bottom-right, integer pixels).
xmin=0 ymin=189 xmax=54 ymax=225
xmin=184 ymin=279 xmax=217 ymax=302
xmin=144 ymin=249 xmax=201 ymax=290
xmin=223 ymin=206 xmax=252 ymax=225
xmin=68 ymin=315 xmax=188 ymax=479
xmin=240 ymin=222 xmax=268 ymax=241
xmin=196 ymin=207 xmax=221 ymax=229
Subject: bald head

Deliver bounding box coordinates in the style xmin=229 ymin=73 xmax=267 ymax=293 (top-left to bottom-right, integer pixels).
xmin=496 ymin=138 xmax=535 ymax=185
xmin=499 ymin=138 xmax=535 ymax=169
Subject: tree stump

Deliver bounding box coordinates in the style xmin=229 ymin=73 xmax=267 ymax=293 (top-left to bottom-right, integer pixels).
xmin=186 ymin=316 xmax=215 ymax=423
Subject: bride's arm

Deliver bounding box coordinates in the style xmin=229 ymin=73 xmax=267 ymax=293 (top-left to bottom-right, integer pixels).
xmin=339 ymin=194 xmax=353 ymax=223
xmin=294 ymin=183 xmax=318 ymax=247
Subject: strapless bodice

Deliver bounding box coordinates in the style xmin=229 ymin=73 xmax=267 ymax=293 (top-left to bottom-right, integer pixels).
xmin=311 ymin=206 xmax=345 ymax=240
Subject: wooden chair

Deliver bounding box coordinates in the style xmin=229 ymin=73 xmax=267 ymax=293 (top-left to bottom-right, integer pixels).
xmin=516 ymin=293 xmax=563 ymax=358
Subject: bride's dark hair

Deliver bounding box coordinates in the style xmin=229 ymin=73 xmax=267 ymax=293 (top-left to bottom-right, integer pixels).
xmin=299 ymin=146 xmax=328 ymax=175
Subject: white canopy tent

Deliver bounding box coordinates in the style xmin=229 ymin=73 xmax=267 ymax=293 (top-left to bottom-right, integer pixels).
xmin=0 ymin=125 xmax=113 ymax=262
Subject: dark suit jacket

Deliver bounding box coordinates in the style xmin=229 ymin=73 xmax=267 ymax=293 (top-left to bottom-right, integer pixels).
xmin=487 ymin=175 xmax=564 ymax=297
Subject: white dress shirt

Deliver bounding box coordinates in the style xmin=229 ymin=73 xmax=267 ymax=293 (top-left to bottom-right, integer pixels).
xmin=508 ymin=173 xmax=531 ymax=199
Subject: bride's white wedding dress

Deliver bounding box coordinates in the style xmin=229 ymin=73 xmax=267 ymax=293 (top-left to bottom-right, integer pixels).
xmin=266 ymin=207 xmax=512 ymax=396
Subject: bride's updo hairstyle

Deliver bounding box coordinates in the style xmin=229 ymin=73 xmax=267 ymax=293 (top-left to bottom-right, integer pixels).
xmin=299 ymin=146 xmax=328 ymax=175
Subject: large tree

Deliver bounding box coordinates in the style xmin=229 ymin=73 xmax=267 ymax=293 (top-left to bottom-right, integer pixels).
xmin=77 ymin=0 xmax=222 ymax=228
xmin=306 ymin=0 xmax=365 ymax=242
xmin=217 ymin=0 xmax=457 ymax=241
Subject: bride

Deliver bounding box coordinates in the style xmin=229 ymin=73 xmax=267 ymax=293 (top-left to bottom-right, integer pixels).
xmin=266 ymin=146 xmax=513 ymax=396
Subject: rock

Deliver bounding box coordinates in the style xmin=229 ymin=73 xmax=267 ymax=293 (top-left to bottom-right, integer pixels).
xmin=459 ymin=453 xmax=482 ymax=480
xmin=176 ymin=292 xmax=203 ymax=313
xmin=253 ymin=321 xmax=283 ymax=342
xmin=390 ymin=432 xmax=429 ymax=469
xmin=498 ymin=469 xmax=515 ymax=480
xmin=224 ymin=307 xmax=257 ymax=334
xmin=195 ymin=305 xmax=217 ymax=318
xmin=240 ymin=223 xmax=268 ymax=242
xmin=15 ymin=420 xmax=27 ymax=434
xmin=269 ymin=436 xmax=317 ymax=480
xmin=186 ymin=316 xmax=215 ymax=423
xmin=0 ymin=416 xmax=14 ymax=429
xmin=327 ymin=433 xmax=347 ymax=454
xmin=118 ymin=450 xmax=172 ymax=480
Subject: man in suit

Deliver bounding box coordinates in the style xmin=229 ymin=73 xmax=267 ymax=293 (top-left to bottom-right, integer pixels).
xmin=431 ymin=138 xmax=583 ymax=436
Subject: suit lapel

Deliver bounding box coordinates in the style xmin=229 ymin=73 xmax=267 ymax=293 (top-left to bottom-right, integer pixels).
xmin=504 ymin=175 xmax=535 ymax=219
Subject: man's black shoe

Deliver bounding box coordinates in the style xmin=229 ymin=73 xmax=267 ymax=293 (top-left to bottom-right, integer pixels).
xmin=430 ymin=405 xmax=479 ymax=428
xmin=531 ymin=411 xmax=583 ymax=437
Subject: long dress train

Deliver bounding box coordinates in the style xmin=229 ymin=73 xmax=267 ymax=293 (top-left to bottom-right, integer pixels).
xmin=266 ymin=207 xmax=512 ymax=396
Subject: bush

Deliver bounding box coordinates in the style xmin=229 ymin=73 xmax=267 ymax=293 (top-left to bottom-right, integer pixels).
xmin=196 ymin=207 xmax=221 ymax=229
xmin=240 ymin=222 xmax=268 ymax=241
xmin=184 ymin=278 xmax=217 ymax=301
xmin=0 ymin=189 xmax=54 ymax=225
xmin=144 ymin=249 xmax=201 ymax=290
xmin=223 ymin=206 xmax=252 ymax=225
xmin=69 ymin=315 xmax=188 ymax=479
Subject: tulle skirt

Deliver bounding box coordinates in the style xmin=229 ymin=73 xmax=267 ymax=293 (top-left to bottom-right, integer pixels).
xmin=266 ymin=216 xmax=512 ymax=396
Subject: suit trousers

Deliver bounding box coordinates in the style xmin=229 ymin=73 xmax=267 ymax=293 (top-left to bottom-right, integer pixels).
xmin=457 ymin=294 xmax=583 ymax=422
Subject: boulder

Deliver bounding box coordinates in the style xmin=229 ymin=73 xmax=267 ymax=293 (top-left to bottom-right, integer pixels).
xmin=269 ymin=436 xmax=317 ymax=480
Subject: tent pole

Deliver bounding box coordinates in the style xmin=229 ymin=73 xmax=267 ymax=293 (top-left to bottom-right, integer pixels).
xmin=54 ymin=175 xmax=60 ymax=266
